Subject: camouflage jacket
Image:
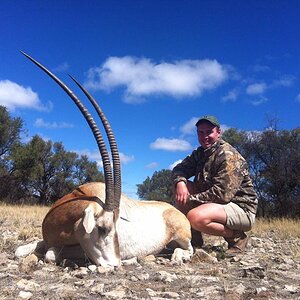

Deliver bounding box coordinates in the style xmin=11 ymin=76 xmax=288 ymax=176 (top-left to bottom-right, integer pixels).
xmin=172 ymin=138 xmax=257 ymax=214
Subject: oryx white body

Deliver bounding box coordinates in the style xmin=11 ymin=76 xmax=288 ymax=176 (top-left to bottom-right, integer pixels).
xmin=43 ymin=182 xmax=193 ymax=266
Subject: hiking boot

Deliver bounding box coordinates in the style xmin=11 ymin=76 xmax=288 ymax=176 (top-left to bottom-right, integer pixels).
xmin=225 ymin=232 xmax=249 ymax=257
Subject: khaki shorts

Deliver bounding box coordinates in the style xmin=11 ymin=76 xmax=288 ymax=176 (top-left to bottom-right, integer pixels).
xmin=223 ymin=202 xmax=256 ymax=232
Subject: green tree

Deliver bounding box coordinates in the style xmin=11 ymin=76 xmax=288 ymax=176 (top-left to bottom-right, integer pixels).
xmin=0 ymin=106 xmax=23 ymax=157
xmin=137 ymin=169 xmax=173 ymax=203
xmin=10 ymin=135 xmax=60 ymax=204
xmin=223 ymin=126 xmax=300 ymax=217
xmin=0 ymin=106 xmax=23 ymax=200
xmin=250 ymin=128 xmax=300 ymax=217
xmin=10 ymin=135 xmax=105 ymax=204
xmin=73 ymin=155 xmax=104 ymax=185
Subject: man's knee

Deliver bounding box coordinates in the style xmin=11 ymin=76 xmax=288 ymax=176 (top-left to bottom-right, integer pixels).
xmin=187 ymin=209 xmax=207 ymax=228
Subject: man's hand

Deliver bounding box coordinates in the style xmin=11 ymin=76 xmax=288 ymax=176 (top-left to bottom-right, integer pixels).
xmin=175 ymin=181 xmax=190 ymax=206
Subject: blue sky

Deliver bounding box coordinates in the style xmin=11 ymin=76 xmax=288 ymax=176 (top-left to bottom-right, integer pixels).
xmin=1 ymin=1 xmax=300 ymax=198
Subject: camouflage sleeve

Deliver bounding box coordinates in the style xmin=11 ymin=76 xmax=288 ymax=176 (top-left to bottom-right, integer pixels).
xmin=171 ymin=149 xmax=199 ymax=185
xmin=189 ymin=150 xmax=246 ymax=204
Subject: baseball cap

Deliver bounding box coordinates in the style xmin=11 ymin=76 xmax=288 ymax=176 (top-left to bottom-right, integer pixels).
xmin=195 ymin=115 xmax=220 ymax=128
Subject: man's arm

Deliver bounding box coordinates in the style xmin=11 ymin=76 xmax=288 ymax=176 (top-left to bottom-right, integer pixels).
xmin=172 ymin=149 xmax=199 ymax=205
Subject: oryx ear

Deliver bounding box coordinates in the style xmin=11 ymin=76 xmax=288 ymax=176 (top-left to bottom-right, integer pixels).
xmin=83 ymin=205 xmax=96 ymax=234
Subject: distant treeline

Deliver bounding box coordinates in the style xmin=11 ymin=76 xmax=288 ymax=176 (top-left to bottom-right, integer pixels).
xmin=137 ymin=122 xmax=300 ymax=218
xmin=1 ymin=105 xmax=300 ymax=217
xmin=0 ymin=106 xmax=104 ymax=205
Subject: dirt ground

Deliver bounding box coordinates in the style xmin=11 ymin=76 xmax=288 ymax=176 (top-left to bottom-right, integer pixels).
xmin=1 ymin=219 xmax=300 ymax=299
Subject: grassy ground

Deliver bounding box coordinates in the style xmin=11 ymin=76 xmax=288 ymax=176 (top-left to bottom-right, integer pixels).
xmin=1 ymin=203 xmax=300 ymax=253
xmin=0 ymin=203 xmax=48 ymax=240
xmin=1 ymin=203 xmax=300 ymax=237
xmin=253 ymin=217 xmax=300 ymax=239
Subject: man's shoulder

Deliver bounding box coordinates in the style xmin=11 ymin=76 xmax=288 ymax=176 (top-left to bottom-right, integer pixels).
xmin=218 ymin=140 xmax=244 ymax=160
xmin=219 ymin=139 xmax=236 ymax=151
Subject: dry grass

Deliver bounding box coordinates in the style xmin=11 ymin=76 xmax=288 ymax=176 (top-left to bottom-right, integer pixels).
xmin=252 ymin=217 xmax=300 ymax=239
xmin=0 ymin=203 xmax=49 ymax=240
xmin=1 ymin=203 xmax=300 ymax=241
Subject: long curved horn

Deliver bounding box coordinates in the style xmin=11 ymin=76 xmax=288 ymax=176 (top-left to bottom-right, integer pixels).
xmin=21 ymin=51 xmax=115 ymax=211
xmin=69 ymin=76 xmax=121 ymax=208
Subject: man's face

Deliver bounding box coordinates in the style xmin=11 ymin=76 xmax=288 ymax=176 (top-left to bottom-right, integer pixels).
xmin=197 ymin=121 xmax=221 ymax=149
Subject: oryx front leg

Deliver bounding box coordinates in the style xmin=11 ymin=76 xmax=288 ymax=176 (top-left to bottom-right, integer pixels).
xmin=45 ymin=247 xmax=62 ymax=264
xmin=171 ymin=237 xmax=194 ymax=263
xmin=165 ymin=209 xmax=194 ymax=263
xmin=75 ymin=203 xmax=121 ymax=267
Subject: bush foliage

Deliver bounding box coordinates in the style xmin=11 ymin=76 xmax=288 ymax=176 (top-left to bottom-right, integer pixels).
xmin=0 ymin=106 xmax=104 ymax=205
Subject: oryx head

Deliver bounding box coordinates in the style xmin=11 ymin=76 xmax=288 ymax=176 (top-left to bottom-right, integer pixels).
xmin=22 ymin=51 xmax=121 ymax=267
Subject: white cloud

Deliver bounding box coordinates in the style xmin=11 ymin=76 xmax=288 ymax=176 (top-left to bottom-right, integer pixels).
xmin=169 ymin=159 xmax=182 ymax=170
xmin=75 ymin=149 xmax=102 ymax=166
xmin=53 ymin=62 xmax=70 ymax=73
xmin=146 ymin=162 xmax=159 ymax=169
xmin=272 ymin=75 xmax=295 ymax=88
xmin=246 ymin=83 xmax=267 ymax=95
xmin=220 ymin=124 xmax=231 ymax=132
xmin=84 ymin=56 xmax=228 ymax=102
xmin=75 ymin=149 xmax=134 ymax=167
xmin=150 ymin=138 xmax=192 ymax=152
xmin=119 ymin=152 xmax=135 ymax=164
xmin=34 ymin=118 xmax=74 ymax=129
xmin=0 ymin=80 xmax=50 ymax=111
xmin=251 ymin=64 xmax=271 ymax=73
xmin=222 ymin=89 xmax=239 ymax=102
xmin=180 ymin=117 xmax=198 ymax=136
xmin=250 ymin=95 xmax=268 ymax=106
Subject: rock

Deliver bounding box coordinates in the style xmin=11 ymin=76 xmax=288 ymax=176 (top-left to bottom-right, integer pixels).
xmin=18 ymin=291 xmax=33 ymax=299
xmin=256 ymin=286 xmax=267 ymax=294
xmin=130 ymin=275 xmax=138 ymax=282
xmin=18 ymin=254 xmax=39 ymax=273
xmin=191 ymin=248 xmax=218 ymax=263
xmin=154 ymin=270 xmax=178 ymax=283
xmin=284 ymin=285 xmax=298 ymax=293
xmin=74 ymin=279 xmax=94 ymax=287
xmin=15 ymin=242 xmax=38 ymax=258
xmin=97 ymin=265 xmax=115 ymax=274
xmin=71 ymin=267 xmax=89 ymax=278
xmin=88 ymin=264 xmax=97 ymax=272
xmin=16 ymin=278 xmax=40 ymax=291
xmin=146 ymin=288 xmax=157 ymax=297
xmin=90 ymin=283 xmax=105 ymax=294
xmin=133 ymin=272 xmax=149 ymax=281
xmin=41 ymin=265 xmax=56 ymax=272
xmin=101 ymin=287 xmax=127 ymax=299
xmin=122 ymin=256 xmax=139 ymax=266
xmin=233 ymin=283 xmax=246 ymax=295
xmin=142 ymin=254 xmax=156 ymax=262
xmin=160 ymin=291 xmax=180 ymax=298
xmin=242 ymin=265 xmax=265 ymax=279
